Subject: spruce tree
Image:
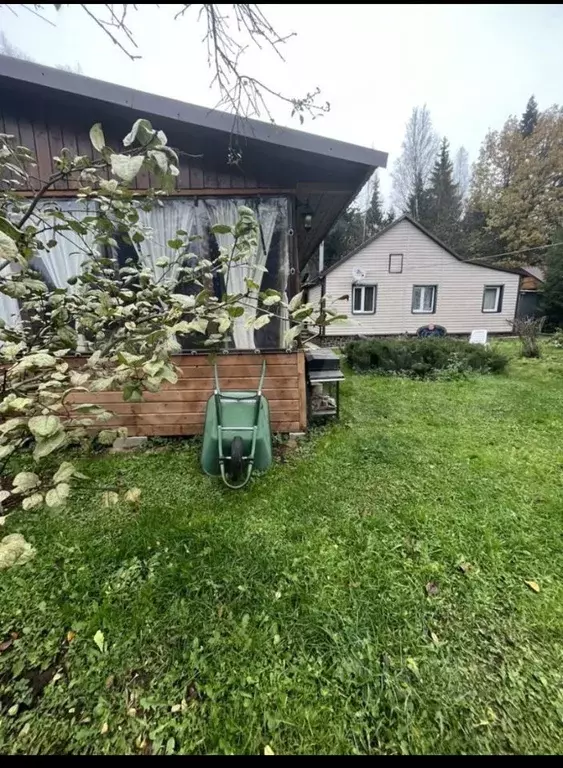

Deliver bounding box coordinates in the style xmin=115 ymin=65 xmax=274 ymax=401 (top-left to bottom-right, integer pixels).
xmin=426 ymin=137 xmax=462 ymax=247
xmin=407 ymin=171 xmax=433 ymax=227
xmin=519 ymin=95 xmax=539 ymax=138
xmin=323 ymin=206 xmax=365 ymax=268
xmin=541 ymin=232 xmax=563 ymax=328
xmin=364 ymin=172 xmax=384 ymax=237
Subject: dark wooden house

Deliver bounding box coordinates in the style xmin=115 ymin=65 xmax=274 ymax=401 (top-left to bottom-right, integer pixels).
xmin=0 ymin=55 xmax=387 ymax=434
xmin=517 ymin=266 xmax=545 ymax=318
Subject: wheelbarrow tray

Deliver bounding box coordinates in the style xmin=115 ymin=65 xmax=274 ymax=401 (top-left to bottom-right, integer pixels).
xmin=201 ymin=391 xmax=273 ymax=477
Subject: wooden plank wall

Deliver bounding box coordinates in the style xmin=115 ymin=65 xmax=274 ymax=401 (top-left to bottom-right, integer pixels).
xmin=67 ymin=352 xmax=307 ymax=436
xmin=0 ymin=99 xmax=281 ymax=194
xmin=520 ymin=275 xmax=542 ymax=292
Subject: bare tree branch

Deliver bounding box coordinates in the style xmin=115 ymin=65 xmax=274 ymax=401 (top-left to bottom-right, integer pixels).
xmin=78 ymin=4 xmax=141 ymax=61
xmin=0 ymin=4 xmax=329 ymax=124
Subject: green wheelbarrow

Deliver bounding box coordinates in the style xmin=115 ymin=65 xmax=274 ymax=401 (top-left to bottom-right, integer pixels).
xmin=201 ymin=360 xmax=273 ymax=489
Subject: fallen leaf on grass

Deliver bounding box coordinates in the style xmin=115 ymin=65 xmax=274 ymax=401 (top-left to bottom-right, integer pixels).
xmin=93 ymin=629 xmax=105 ymax=652
xmin=124 ymin=487 xmax=142 ymax=504
xmin=457 ymin=561 xmax=472 ymax=574
xmin=264 ymin=745 xmax=275 ymax=755
xmin=425 ymin=581 xmax=439 ymax=596
xmin=101 ymin=722 xmax=109 ymax=735
xmin=67 ymin=630 xmax=76 ymax=643
xmin=406 ymin=657 xmax=420 ymax=679
xmin=170 ymin=704 xmax=181 ymax=714
xmin=0 ymin=638 xmax=13 ymax=653
xmin=525 ymin=580 xmax=541 ymax=593
xmin=430 ymin=631 xmax=440 ymax=645
xmin=0 ymin=533 xmax=36 ymax=569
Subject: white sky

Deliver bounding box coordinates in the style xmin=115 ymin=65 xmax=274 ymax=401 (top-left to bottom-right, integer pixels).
xmin=2 ymin=3 xmax=563 ymax=205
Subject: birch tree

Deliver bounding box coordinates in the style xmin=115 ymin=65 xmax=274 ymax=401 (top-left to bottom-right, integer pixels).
xmin=391 ymin=105 xmax=439 ymax=213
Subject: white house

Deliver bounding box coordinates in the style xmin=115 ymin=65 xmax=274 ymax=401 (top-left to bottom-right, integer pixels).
xmin=307 ymin=215 xmax=521 ymax=338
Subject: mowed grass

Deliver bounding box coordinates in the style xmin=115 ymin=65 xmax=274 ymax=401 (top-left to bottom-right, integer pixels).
xmin=2 ymin=343 xmax=563 ymax=754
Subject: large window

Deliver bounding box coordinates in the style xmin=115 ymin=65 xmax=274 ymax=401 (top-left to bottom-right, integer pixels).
xmin=352 ymin=284 xmax=377 ymax=314
xmin=412 ymin=285 xmax=437 ymax=313
xmin=17 ymin=195 xmax=290 ymax=350
xmin=482 ymin=285 xmax=504 ymax=313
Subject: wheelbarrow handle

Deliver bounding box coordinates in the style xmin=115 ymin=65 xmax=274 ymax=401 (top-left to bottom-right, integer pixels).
xmin=257 ymin=360 xmax=266 ymax=395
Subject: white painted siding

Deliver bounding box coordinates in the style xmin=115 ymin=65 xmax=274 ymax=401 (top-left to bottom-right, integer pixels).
xmin=320 ymin=219 xmax=520 ymax=336
xmin=308 ymin=283 xmax=321 ymax=305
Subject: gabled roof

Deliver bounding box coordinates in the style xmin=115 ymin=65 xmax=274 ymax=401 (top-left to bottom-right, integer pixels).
xmin=313 ymin=214 xmax=522 ymax=282
xmin=0 ymin=54 xmax=387 ymax=169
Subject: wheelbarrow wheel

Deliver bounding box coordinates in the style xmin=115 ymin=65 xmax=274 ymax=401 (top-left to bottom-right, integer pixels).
xmin=229 ymin=436 xmax=244 ymax=480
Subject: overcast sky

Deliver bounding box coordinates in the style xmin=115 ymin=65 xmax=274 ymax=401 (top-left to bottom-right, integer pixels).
xmin=2 ymin=3 xmax=563 ymax=205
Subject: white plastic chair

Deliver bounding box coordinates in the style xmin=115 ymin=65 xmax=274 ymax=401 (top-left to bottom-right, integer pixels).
xmin=469 ymin=329 xmax=488 ymax=345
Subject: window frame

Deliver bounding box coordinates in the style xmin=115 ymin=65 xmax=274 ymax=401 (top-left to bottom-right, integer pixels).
xmin=388 ymin=253 xmax=404 ymax=273
xmin=482 ymin=284 xmax=504 ymax=313
xmin=411 ymin=284 xmax=437 ymax=314
xmin=351 ymin=284 xmax=377 ymax=314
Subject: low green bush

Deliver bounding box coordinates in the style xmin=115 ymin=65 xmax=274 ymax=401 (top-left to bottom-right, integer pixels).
xmin=344 ymin=337 xmax=509 ymax=379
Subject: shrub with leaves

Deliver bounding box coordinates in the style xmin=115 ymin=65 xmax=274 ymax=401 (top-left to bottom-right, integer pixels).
xmin=0 ymin=119 xmax=342 ymax=517
xmin=547 ymin=329 xmax=563 ymax=349
xmin=511 ymin=316 xmax=546 ymax=358
xmin=345 ymin=338 xmax=509 ymax=379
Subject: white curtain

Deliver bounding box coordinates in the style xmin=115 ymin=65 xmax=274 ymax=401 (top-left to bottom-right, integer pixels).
xmin=245 ymin=200 xmax=278 ymax=338
xmin=205 ymin=198 xmax=254 ymax=349
xmin=0 ymin=262 xmax=21 ymax=329
xmin=205 ymin=198 xmax=281 ymax=350
xmin=33 ymin=199 xmax=98 ymax=293
xmin=137 ymin=199 xmax=197 ymax=286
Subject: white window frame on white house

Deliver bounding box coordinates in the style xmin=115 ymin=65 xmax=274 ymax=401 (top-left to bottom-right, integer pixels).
xmin=352 ymin=284 xmax=377 ymax=314
xmin=482 ymin=285 xmax=503 ymax=313
xmin=411 ymin=284 xmax=437 ymax=314
xmin=388 ymin=253 xmax=403 ymax=273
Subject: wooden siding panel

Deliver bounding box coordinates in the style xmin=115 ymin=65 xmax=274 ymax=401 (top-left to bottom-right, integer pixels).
xmin=521 ymin=275 xmax=541 ymax=291
xmin=0 ymin=106 xmax=292 ymax=195
xmin=47 ymin=121 xmax=67 ymax=190
xmin=62 ymin=126 xmax=80 ymax=190
xmin=66 ymin=351 xmax=306 ymax=436
xmin=203 ymin=167 xmax=218 ymax=188
xmin=33 ymin=117 xmax=52 ymax=184
xmin=323 ymin=219 xmax=521 ymax=336
xmin=18 ymin=115 xmax=38 ymax=169
xmin=3 ymin=113 xmax=21 ymax=146
xmin=190 ymin=162 xmax=204 ymax=188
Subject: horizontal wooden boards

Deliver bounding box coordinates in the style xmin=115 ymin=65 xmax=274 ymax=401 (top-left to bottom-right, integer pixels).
xmin=65 ymin=351 xmax=306 ymax=436
xmin=123 ymin=421 xmax=302 ymax=437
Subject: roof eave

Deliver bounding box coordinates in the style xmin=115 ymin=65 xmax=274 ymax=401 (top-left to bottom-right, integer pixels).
xmin=0 ymin=55 xmax=388 ymax=169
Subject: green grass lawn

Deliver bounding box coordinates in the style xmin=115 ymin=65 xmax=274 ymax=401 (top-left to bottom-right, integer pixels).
xmin=2 ymin=344 xmax=563 ymax=755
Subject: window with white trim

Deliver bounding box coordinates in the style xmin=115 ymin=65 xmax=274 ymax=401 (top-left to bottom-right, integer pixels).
xmin=482 ymin=285 xmax=503 ymax=313
xmin=389 ymin=253 xmax=403 ymax=273
xmin=412 ymin=285 xmax=437 ymax=313
xmin=352 ymin=284 xmax=377 ymax=314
